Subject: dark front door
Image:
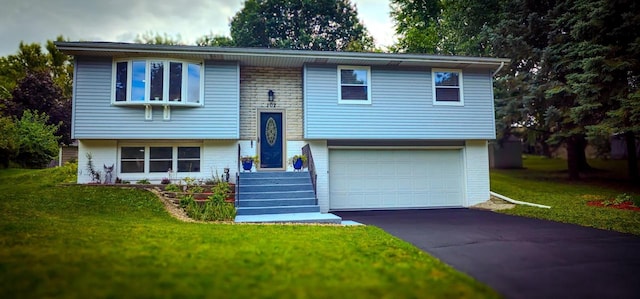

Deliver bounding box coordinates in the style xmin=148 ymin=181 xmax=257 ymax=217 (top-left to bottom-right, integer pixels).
xmin=259 ymin=111 xmax=284 ymax=169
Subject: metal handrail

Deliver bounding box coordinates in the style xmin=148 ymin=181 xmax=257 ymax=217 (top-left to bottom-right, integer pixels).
xmin=236 ymin=143 xmax=241 ymax=207
xmin=301 ymin=144 xmax=318 ymax=205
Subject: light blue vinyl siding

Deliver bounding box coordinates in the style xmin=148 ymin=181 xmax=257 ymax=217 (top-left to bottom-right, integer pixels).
xmin=73 ymin=57 xmax=239 ymax=139
xmin=304 ymin=65 xmax=496 ymax=139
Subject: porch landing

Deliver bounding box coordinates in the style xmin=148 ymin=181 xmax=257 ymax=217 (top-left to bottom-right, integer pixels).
xmin=234 ymin=212 xmax=343 ymax=224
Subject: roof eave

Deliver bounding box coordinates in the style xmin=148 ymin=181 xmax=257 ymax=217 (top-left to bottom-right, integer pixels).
xmin=54 ymin=41 xmax=510 ymax=69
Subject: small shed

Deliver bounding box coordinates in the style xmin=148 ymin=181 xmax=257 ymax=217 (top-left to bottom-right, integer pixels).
xmin=58 ymin=141 xmax=78 ymax=166
xmin=610 ymin=134 xmax=640 ymax=159
xmin=489 ymin=136 xmax=523 ymax=169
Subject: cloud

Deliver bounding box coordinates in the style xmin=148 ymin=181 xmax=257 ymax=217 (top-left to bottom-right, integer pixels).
xmin=0 ymin=0 xmax=241 ymax=55
xmin=351 ymin=0 xmax=395 ymax=47
xmin=0 ymin=0 xmax=395 ymax=56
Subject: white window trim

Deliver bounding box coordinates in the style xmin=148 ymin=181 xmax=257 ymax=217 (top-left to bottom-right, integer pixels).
xmin=338 ymin=65 xmax=372 ymax=105
xmin=111 ymin=58 xmax=204 ymax=107
xmin=432 ymin=68 xmax=464 ymax=106
xmin=118 ymin=144 xmax=203 ymax=175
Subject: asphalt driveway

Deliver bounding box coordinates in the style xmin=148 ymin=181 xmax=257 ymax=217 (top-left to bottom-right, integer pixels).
xmin=335 ymin=209 xmax=640 ymax=299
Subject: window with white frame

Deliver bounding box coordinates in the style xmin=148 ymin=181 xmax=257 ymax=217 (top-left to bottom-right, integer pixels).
xmin=338 ymin=66 xmax=371 ymax=104
xmin=177 ymin=147 xmax=201 ymax=172
xmin=113 ymin=59 xmax=203 ymax=105
xmin=121 ymin=147 xmax=145 ymax=173
xmin=120 ymin=146 xmax=201 ymax=173
xmin=432 ymin=69 xmax=463 ymax=105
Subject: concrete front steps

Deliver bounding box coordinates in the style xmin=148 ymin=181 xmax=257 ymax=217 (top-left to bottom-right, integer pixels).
xmin=235 ymin=171 xmax=341 ymax=224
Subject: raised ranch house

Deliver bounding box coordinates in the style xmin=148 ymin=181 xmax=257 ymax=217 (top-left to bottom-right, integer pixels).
xmin=56 ymin=42 xmax=508 ymax=215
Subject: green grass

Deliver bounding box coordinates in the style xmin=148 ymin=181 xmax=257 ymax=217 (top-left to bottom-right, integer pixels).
xmin=0 ymin=167 xmax=499 ymax=299
xmin=491 ymin=155 xmax=640 ymax=235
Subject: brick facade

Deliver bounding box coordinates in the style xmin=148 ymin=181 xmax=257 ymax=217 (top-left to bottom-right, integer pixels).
xmin=239 ymin=66 xmax=303 ymax=140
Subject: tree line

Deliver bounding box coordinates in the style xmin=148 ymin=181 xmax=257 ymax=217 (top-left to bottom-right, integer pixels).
xmin=2 ymin=0 xmax=638 ymax=182
xmin=390 ymin=0 xmax=639 ymax=181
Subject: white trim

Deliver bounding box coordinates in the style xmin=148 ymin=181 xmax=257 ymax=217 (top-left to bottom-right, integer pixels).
xmin=327 ymin=146 xmax=464 ymax=150
xmin=236 ymin=63 xmax=241 ymax=138
xmin=490 ymin=192 xmax=551 ymax=209
xmin=432 ymin=68 xmax=464 ymax=106
xmin=111 ymin=58 xmax=204 ymax=107
xmin=488 ymin=71 xmax=497 ymax=139
xmin=71 ymin=58 xmax=77 ymax=139
xmin=337 ymin=65 xmax=372 ymax=105
xmin=118 ymin=143 xmax=203 ymax=175
xmin=57 ymin=42 xmax=511 ymax=68
xmin=303 ymin=64 xmax=308 ymax=138
xmin=462 ymin=142 xmax=470 ymax=206
xmin=144 ymin=105 xmax=152 ymax=120
xmin=163 ymin=105 xmax=171 ymax=120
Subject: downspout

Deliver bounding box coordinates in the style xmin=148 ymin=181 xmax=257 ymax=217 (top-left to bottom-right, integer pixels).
xmin=492 ymin=61 xmax=505 ymax=77
xmin=490 ymin=191 xmax=551 ymax=209
xmin=59 ymin=146 xmax=63 ymax=167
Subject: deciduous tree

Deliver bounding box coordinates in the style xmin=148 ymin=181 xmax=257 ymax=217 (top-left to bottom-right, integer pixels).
xmin=229 ymin=0 xmax=374 ymax=51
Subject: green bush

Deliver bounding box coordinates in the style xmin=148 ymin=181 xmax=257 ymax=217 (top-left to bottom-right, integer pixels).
xmin=13 ymin=110 xmax=60 ymax=168
xmin=136 ymin=178 xmax=150 ymax=184
xmin=185 ymin=197 xmax=203 ymax=219
xmin=0 ymin=117 xmax=18 ymax=168
xmin=181 ymin=182 xmax=235 ymax=221
xmin=202 ymin=201 xmax=236 ymax=221
xmin=209 ymin=182 xmax=230 ymax=203
xmin=179 ymin=194 xmax=194 ymax=209
xmin=164 ymin=184 xmax=180 ymax=192
xmin=54 ymin=161 xmax=78 ymax=184
xmin=189 ymin=185 xmax=205 ymax=194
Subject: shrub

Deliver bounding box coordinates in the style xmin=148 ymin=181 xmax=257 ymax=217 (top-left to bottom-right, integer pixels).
xmin=179 ymin=194 xmax=195 ymax=209
xmin=165 ymin=184 xmax=180 ymax=192
xmin=115 ymin=177 xmax=131 ymax=184
xmin=136 ymin=178 xmax=150 ymax=184
xmin=181 ymin=181 xmax=235 ymax=221
xmin=55 ymin=161 xmax=78 ymax=183
xmin=202 ymin=201 xmax=236 ymax=221
xmin=210 ymin=182 xmax=230 ymax=203
xmin=14 ymin=110 xmax=60 ymax=168
xmin=189 ymin=185 xmax=205 ymax=194
xmin=161 ymin=177 xmax=171 ymax=184
xmin=615 ymin=193 xmax=632 ymax=203
xmin=85 ymin=152 xmax=101 ymax=183
xmin=185 ymin=197 xmax=202 ymax=219
xmin=0 ymin=116 xmax=18 ymax=168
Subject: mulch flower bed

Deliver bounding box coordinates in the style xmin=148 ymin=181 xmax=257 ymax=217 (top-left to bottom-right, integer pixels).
xmin=587 ymin=201 xmax=640 ymax=212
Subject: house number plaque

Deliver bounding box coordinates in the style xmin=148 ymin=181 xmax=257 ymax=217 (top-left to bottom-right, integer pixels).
xmin=266 ymin=102 xmax=277 ymax=108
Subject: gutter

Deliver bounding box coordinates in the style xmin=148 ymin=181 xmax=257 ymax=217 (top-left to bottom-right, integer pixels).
xmin=490 ymin=191 xmax=551 ymax=209
xmin=492 ymin=61 xmax=505 ymax=77
xmin=54 ymin=41 xmax=511 ymax=67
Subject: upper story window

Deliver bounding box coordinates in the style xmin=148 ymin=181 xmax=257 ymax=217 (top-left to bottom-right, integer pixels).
xmin=432 ymin=69 xmax=464 ymax=105
xmin=338 ymin=65 xmax=371 ymax=104
xmin=113 ymin=59 xmax=203 ymax=106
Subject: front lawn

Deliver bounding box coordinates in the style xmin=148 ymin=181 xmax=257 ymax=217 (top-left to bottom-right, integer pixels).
xmin=491 ymin=155 xmax=640 ymax=235
xmin=0 ymin=166 xmax=498 ymax=299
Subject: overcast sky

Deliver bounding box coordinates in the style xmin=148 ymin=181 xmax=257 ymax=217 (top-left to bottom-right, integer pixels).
xmin=0 ymin=0 xmax=396 ymax=56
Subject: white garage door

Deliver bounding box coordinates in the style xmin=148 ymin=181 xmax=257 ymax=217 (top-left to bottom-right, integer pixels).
xmin=329 ymin=149 xmax=465 ymax=210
